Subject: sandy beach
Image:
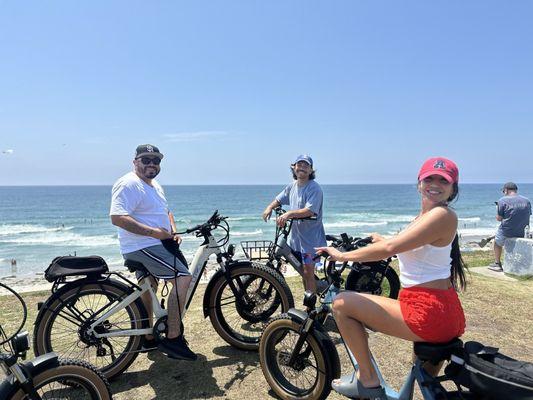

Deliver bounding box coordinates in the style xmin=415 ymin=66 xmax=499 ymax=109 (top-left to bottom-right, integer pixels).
xmin=1 ymin=259 xmax=305 ymax=294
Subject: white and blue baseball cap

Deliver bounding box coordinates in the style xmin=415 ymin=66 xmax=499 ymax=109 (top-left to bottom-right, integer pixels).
xmin=293 ymin=154 xmax=313 ymax=167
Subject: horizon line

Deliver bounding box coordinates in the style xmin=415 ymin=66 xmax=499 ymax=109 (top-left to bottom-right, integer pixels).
xmin=2 ymin=182 xmax=532 ymax=187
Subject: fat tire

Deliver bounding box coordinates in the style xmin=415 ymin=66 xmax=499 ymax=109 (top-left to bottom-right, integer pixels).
xmin=259 ymin=314 xmax=335 ymax=400
xmin=345 ymin=264 xmax=400 ymax=299
xmin=208 ymin=262 xmax=294 ymax=351
xmin=33 ymin=280 xmax=146 ymax=380
xmin=9 ymin=358 xmax=112 ymax=400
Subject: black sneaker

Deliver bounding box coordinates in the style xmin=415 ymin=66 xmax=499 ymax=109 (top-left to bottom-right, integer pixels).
xmin=488 ymin=262 xmax=503 ymax=272
xmin=140 ymin=337 xmax=158 ymax=353
xmin=158 ymin=335 xmax=197 ymax=361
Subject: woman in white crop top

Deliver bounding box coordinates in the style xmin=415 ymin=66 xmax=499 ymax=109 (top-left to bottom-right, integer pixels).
xmin=316 ymin=157 xmax=467 ymax=399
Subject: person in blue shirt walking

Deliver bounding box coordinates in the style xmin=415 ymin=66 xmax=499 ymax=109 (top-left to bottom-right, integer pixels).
xmin=262 ymin=155 xmax=327 ymax=293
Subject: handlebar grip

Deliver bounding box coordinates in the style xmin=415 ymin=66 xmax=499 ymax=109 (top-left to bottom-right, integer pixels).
xmin=312 ymin=253 xmax=323 ymax=261
xmin=326 ymin=234 xmax=340 ymax=242
xmin=353 ymin=236 xmax=373 ymax=246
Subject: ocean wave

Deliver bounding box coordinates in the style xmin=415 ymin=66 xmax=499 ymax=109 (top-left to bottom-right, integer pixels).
xmin=227 ymin=216 xmax=257 ymax=222
xmin=458 ymin=227 xmax=497 ymax=237
xmin=0 ymin=224 xmax=74 ymax=236
xmin=330 ymin=213 xmax=415 ymax=223
xmin=179 ymin=235 xmax=203 ymax=242
xmin=324 ymin=221 xmax=388 ymax=229
xmin=458 ymin=217 xmax=481 ymax=223
xmin=231 ymin=229 xmax=263 ymax=237
xmin=0 ymin=232 xmax=118 ymax=247
xmin=379 ymin=215 xmax=416 ymax=223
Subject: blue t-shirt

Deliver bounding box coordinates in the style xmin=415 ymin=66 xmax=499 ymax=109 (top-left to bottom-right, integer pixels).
xmin=497 ymin=194 xmax=531 ymax=237
xmin=276 ymin=180 xmax=327 ymax=256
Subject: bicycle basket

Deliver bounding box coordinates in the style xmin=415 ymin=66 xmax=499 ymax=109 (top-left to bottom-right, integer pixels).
xmin=240 ymin=240 xmax=273 ymax=260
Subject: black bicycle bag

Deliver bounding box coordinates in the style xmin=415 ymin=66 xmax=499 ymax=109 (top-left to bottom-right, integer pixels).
xmin=445 ymin=341 xmax=533 ymax=399
xmin=44 ymin=256 xmax=109 ymax=282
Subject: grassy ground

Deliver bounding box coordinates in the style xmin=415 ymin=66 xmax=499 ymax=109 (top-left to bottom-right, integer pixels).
xmin=1 ymin=251 xmax=531 ymax=399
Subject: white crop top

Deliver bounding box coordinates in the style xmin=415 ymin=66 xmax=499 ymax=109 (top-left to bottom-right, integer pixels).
xmin=397 ymin=242 xmax=452 ymax=287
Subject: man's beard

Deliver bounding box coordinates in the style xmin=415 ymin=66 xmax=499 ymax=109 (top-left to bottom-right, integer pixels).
xmin=142 ymin=167 xmax=159 ymax=179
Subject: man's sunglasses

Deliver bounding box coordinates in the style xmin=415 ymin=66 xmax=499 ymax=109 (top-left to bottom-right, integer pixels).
xmin=137 ymin=157 xmax=162 ymax=165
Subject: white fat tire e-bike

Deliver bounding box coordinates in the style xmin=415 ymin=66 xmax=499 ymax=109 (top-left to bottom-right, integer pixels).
xmin=33 ymin=211 xmax=293 ymax=380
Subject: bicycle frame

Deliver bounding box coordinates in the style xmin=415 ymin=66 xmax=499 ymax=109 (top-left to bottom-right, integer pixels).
xmin=89 ymin=235 xmax=224 ymax=339
xmin=298 ymin=280 xmax=445 ymax=400
xmin=344 ymin=340 xmax=442 ymax=400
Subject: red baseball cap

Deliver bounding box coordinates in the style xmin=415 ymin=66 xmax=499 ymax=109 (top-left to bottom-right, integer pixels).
xmin=418 ymin=157 xmax=459 ymax=184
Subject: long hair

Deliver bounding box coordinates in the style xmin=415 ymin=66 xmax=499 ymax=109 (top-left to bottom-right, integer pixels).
xmin=448 ymin=183 xmax=468 ymax=291
xmin=291 ymin=166 xmax=316 ymax=180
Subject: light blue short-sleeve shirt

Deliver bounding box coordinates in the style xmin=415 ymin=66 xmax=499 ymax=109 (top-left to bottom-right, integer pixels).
xmin=275 ymin=180 xmax=327 ymax=256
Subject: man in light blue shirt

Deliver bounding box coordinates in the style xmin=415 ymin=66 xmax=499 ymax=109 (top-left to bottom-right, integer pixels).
xmin=262 ymin=155 xmax=326 ymax=292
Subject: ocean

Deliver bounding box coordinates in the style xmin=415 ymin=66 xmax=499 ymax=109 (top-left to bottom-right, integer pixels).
xmin=1 ymin=184 xmax=532 ymax=278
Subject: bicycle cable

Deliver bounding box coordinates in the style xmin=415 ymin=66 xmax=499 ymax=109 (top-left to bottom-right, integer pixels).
xmin=0 ymin=282 xmax=28 ymax=348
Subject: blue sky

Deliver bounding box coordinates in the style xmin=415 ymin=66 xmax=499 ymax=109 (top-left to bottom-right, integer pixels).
xmin=0 ymin=1 xmax=532 ymax=185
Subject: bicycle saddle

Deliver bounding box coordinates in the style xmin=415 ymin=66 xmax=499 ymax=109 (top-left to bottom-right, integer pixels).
xmin=414 ymin=338 xmax=463 ymax=363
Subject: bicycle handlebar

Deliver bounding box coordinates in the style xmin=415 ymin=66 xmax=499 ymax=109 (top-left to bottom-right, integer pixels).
xmin=181 ymin=210 xmax=228 ymax=235
xmin=315 ymin=234 xmax=375 ymax=262
xmin=274 ymin=206 xmax=317 ymax=221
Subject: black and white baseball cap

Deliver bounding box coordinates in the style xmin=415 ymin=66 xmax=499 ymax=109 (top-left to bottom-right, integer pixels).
xmin=135 ymin=144 xmax=164 ymax=159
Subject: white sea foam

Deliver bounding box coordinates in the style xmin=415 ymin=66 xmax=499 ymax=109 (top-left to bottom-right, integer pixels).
xmin=227 ymin=216 xmax=257 ymax=222
xmin=0 ymin=232 xmax=118 ymax=247
xmin=0 ymin=224 xmax=74 ymax=236
xmin=458 ymin=217 xmax=481 ymax=223
xmin=179 ymin=235 xmax=203 ymax=242
xmin=330 ymin=213 xmax=416 ymax=223
xmin=380 ymin=215 xmax=416 ymax=223
xmin=458 ymin=227 xmax=497 ymax=237
xmin=231 ymin=229 xmax=263 ymax=237
xmin=324 ymin=221 xmax=387 ymax=229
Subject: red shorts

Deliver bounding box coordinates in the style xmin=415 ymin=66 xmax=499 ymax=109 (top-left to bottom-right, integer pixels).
xmin=399 ymin=286 xmax=466 ymax=343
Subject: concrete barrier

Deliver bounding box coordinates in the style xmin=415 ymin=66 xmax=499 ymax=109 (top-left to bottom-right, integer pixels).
xmin=503 ymin=238 xmax=533 ymax=276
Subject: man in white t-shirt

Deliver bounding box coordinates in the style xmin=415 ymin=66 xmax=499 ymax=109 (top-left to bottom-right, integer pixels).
xmin=110 ymin=144 xmax=196 ymax=361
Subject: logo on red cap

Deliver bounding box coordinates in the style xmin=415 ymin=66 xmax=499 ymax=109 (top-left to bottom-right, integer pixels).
xmin=434 ymin=160 xmax=446 ymax=169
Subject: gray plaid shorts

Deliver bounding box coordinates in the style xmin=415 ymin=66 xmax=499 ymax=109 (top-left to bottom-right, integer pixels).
xmin=123 ymin=244 xmax=190 ymax=280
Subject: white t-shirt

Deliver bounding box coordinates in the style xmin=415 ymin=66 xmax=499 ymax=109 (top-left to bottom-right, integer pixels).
xmin=110 ymin=172 xmax=171 ymax=254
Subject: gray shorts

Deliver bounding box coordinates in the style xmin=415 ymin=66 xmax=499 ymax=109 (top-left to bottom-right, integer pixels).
xmin=123 ymin=244 xmax=190 ymax=280
xmin=495 ymin=229 xmax=510 ymax=247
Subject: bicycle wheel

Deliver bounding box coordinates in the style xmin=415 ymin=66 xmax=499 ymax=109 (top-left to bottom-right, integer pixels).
xmin=259 ymin=314 xmax=334 ymax=400
xmin=238 ymin=274 xmax=284 ymax=322
xmin=9 ymin=358 xmax=112 ymax=400
xmin=208 ymin=262 xmax=294 ymax=350
xmin=34 ymin=280 xmax=146 ymax=380
xmin=345 ymin=263 xmax=400 ymax=299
